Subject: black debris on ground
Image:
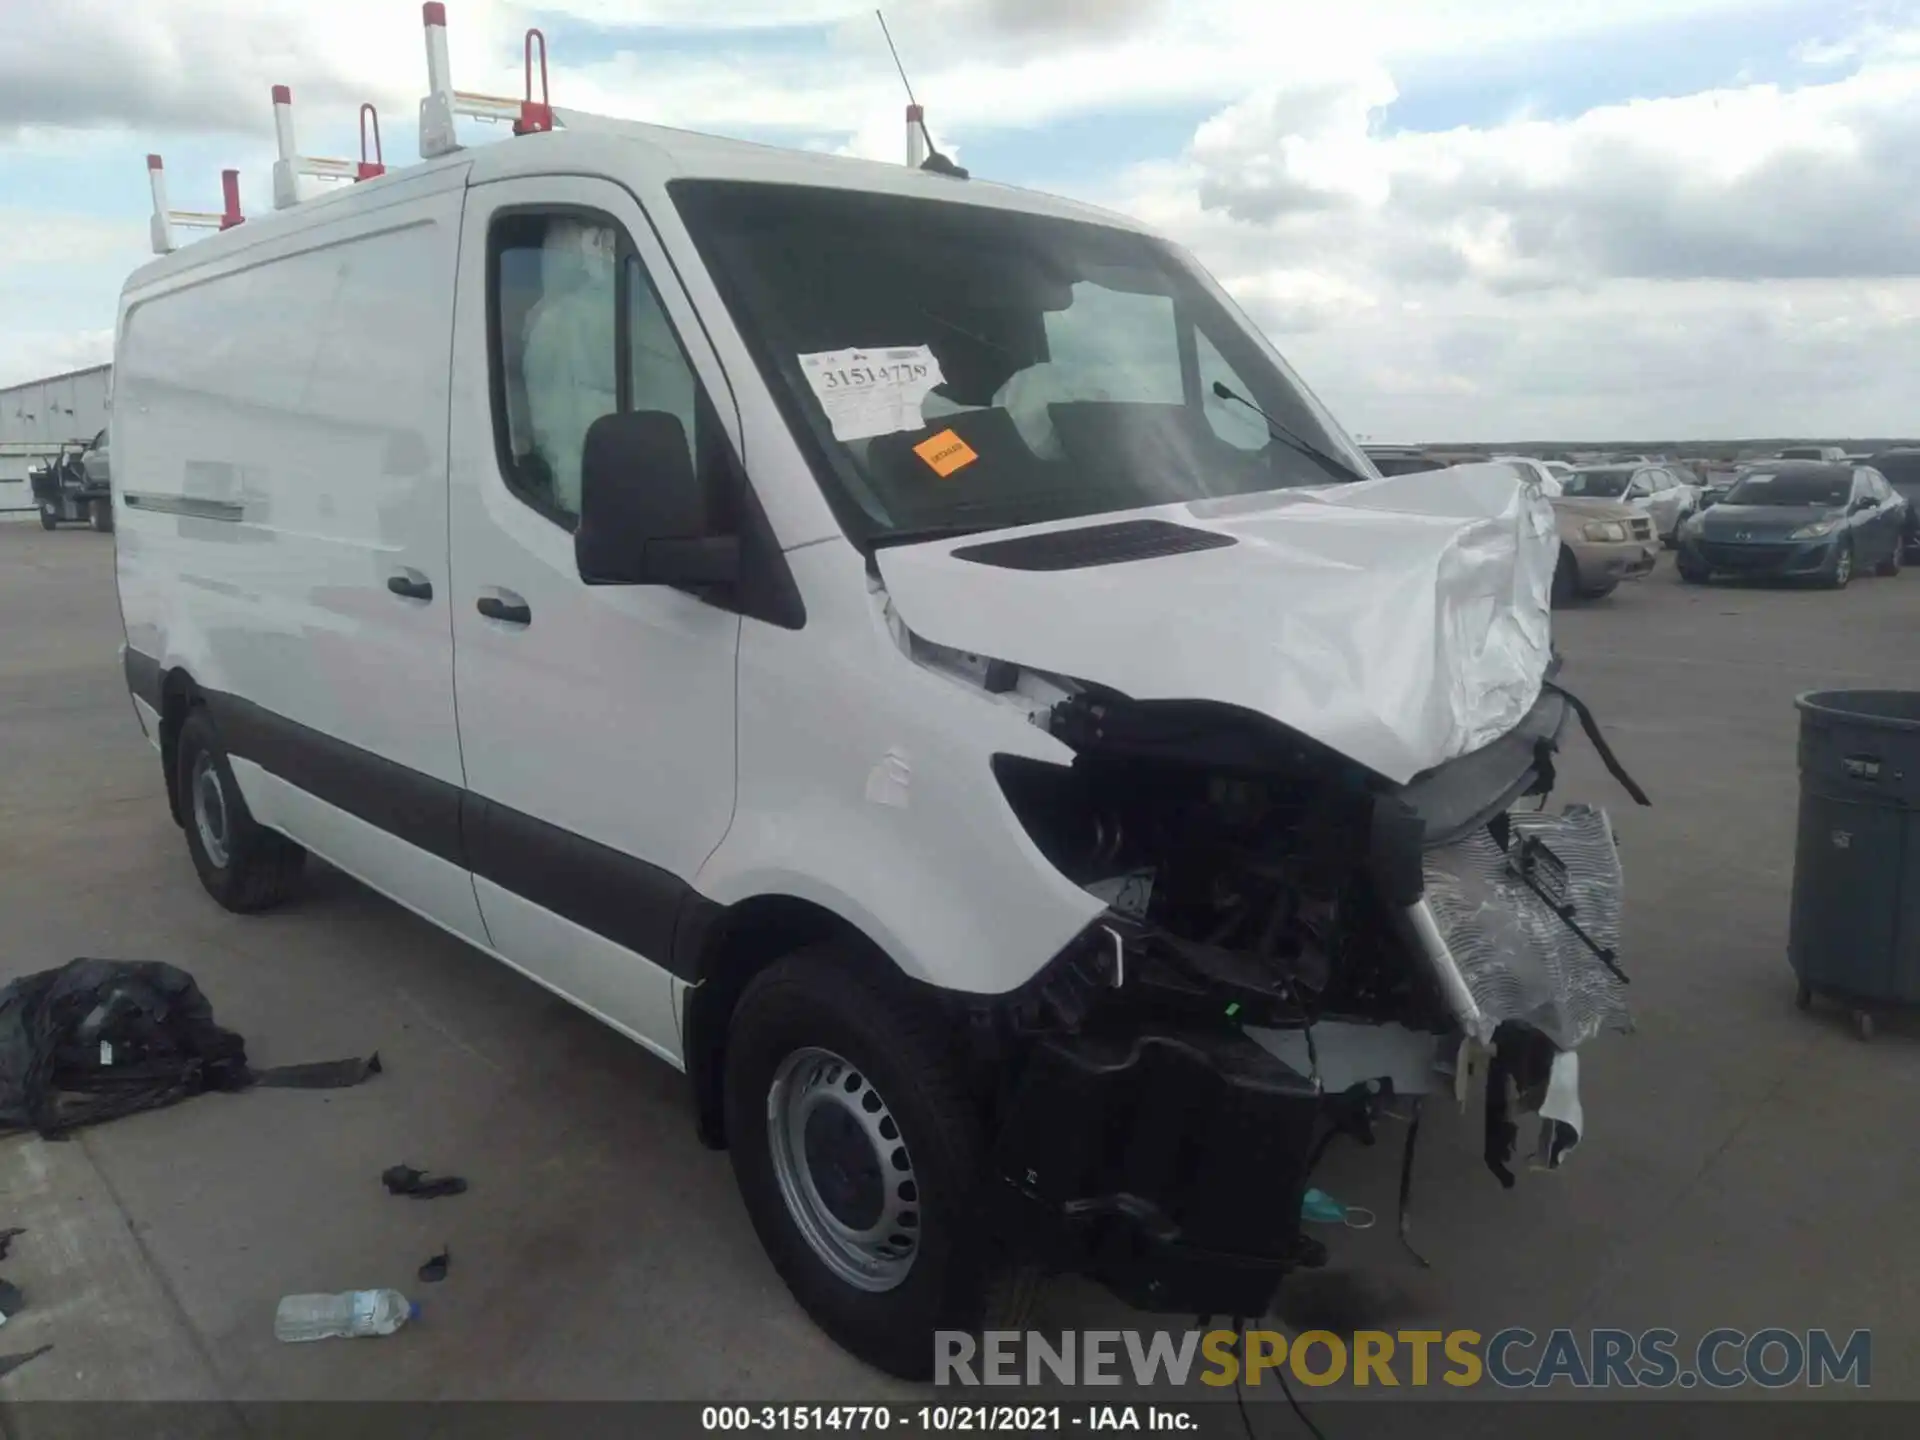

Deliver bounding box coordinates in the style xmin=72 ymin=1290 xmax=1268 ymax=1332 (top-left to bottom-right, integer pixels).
xmin=0 ymin=1345 xmax=51 ymax=1382
xmin=418 ymin=1247 xmax=450 ymax=1284
xmin=0 ymin=1228 xmax=21 ymax=1262
xmin=0 ymin=958 xmax=379 ymax=1139
xmin=0 ymin=1278 xmax=22 ymax=1320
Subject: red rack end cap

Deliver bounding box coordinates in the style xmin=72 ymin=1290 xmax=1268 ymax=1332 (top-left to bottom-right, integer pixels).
xmin=147 ymin=153 xmax=164 ymax=170
xmin=272 ymin=84 xmax=292 ymax=104
xmin=423 ymin=2 xmax=447 ymax=24
xmin=906 ymin=104 xmax=924 ymax=121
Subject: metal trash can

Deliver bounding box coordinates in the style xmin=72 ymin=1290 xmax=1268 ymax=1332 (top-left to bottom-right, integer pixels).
xmin=1790 ymin=690 xmax=1920 ymax=1038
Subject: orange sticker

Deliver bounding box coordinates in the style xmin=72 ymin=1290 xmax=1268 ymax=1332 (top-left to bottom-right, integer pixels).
xmin=913 ymin=429 xmax=979 ymax=478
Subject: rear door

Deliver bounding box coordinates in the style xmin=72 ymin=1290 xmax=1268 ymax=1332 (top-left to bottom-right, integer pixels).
xmin=445 ymin=175 xmax=743 ymax=1062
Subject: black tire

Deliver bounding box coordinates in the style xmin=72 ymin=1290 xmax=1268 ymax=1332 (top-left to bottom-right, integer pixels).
xmin=38 ymin=504 xmax=58 ymax=531
xmin=724 ymin=945 xmax=1038 ymax=1379
xmin=1677 ymin=559 xmax=1709 ymax=584
xmin=1576 ymin=581 xmax=1619 ymax=602
xmin=1824 ymin=542 xmax=1854 ymax=590
xmin=1550 ymin=548 xmax=1578 ymax=605
xmin=89 ymin=498 xmax=113 ymax=533
xmin=1876 ymin=542 xmax=1901 ymax=578
xmin=175 ymin=706 xmax=305 ymax=912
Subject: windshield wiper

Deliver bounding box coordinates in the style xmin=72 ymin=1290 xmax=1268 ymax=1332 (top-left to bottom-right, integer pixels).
xmin=1211 ymin=381 xmax=1372 ymax=487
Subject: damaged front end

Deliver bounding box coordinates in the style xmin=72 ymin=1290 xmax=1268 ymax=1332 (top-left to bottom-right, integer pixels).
xmin=965 ymin=677 xmax=1642 ymax=1320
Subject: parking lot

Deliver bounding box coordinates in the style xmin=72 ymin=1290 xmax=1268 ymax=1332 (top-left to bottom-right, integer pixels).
xmin=4 ymin=522 xmax=1920 ymax=1411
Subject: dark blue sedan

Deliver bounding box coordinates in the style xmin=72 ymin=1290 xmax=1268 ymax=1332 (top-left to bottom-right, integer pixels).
xmin=1676 ymin=461 xmax=1908 ymax=588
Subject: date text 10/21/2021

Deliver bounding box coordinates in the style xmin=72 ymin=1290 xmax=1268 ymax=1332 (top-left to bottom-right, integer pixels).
xmin=702 ymin=1405 xmax=1199 ymax=1432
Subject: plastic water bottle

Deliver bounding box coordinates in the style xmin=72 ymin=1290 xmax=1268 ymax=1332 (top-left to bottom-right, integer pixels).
xmin=274 ymin=1289 xmax=418 ymax=1342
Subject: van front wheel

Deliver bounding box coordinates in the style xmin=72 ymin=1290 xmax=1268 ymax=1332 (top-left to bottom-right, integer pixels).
xmin=176 ymin=707 xmax=305 ymax=912
xmin=724 ymin=945 xmax=1037 ymax=1380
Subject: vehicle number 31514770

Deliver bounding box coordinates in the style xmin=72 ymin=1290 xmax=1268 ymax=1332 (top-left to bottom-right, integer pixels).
xmin=815 ymin=359 xmax=931 ymax=390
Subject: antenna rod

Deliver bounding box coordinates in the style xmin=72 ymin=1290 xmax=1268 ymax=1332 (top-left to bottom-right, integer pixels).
xmin=875 ymin=9 xmax=966 ymax=177
xmin=875 ymin=10 xmax=918 ymax=107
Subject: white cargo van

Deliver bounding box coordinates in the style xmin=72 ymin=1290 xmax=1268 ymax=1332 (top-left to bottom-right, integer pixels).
xmin=115 ymin=41 xmax=1639 ymax=1379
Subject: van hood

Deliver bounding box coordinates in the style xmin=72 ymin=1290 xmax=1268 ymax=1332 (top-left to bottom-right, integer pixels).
xmin=874 ymin=463 xmax=1557 ymax=784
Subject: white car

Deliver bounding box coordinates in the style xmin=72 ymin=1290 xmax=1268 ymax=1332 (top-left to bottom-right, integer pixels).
xmin=1563 ymin=462 xmax=1699 ymax=544
xmin=1495 ymin=454 xmax=1564 ymax=497
xmin=111 ymin=9 xmax=1639 ymax=1381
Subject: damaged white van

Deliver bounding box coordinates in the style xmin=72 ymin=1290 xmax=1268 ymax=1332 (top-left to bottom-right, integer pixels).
xmin=114 ymin=91 xmax=1643 ymax=1378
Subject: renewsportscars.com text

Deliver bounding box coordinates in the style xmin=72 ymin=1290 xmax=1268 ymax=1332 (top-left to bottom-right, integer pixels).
xmin=935 ymin=1328 xmax=1871 ymax=1390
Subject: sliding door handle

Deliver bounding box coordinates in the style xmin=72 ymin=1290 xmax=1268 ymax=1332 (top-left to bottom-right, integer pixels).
xmin=387 ymin=569 xmax=433 ymax=601
xmin=476 ymin=591 xmax=531 ymax=626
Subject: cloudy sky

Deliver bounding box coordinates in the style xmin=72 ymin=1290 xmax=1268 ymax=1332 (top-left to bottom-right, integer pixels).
xmin=2 ymin=0 xmax=1916 ymax=440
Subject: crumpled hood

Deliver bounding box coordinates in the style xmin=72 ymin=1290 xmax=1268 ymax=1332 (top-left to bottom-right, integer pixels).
xmin=1698 ymin=503 xmax=1842 ymax=539
xmin=875 ymin=463 xmax=1557 ymax=784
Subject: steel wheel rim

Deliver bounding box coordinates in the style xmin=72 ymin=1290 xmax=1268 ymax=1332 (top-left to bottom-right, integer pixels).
xmin=191 ymin=752 xmax=231 ymax=869
xmin=766 ymin=1046 xmax=920 ymax=1293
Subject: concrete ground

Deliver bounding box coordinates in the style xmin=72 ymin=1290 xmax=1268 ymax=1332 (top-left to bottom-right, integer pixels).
xmin=2 ymin=524 xmax=1917 ymax=1409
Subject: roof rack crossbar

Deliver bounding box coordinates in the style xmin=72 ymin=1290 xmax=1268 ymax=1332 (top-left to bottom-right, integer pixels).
xmin=148 ymin=156 xmax=245 ymax=254
xmin=271 ymin=87 xmax=388 ymax=209
xmin=420 ymin=5 xmax=555 ymax=158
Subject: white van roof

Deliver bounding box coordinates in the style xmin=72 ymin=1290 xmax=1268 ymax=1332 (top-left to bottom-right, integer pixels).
xmin=125 ymin=116 xmax=1147 ymax=294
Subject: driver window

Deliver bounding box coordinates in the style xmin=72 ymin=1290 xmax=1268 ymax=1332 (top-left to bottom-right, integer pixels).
xmin=490 ymin=211 xmax=706 ymax=530
xmin=493 ymin=212 xmax=620 ymax=526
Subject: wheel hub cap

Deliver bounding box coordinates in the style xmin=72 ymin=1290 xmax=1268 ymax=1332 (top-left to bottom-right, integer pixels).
xmin=767 ymin=1047 xmax=920 ymax=1292
xmin=191 ymin=752 xmax=231 ymax=868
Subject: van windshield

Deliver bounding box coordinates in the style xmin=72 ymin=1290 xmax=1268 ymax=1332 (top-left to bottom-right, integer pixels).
xmin=671 ymin=180 xmax=1367 ymax=544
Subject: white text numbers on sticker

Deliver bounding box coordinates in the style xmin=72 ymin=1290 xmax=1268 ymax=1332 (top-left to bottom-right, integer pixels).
xmin=798 ymin=345 xmax=945 ymax=442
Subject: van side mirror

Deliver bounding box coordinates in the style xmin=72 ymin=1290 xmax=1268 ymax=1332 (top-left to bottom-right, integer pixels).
xmin=575 ymin=410 xmax=740 ymax=587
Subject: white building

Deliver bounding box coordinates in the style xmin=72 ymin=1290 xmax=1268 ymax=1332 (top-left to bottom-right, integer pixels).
xmin=1 ymin=363 xmax=113 ymax=518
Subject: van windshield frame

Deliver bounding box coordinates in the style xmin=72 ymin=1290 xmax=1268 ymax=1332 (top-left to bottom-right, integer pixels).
xmin=669 ymin=179 xmax=1368 ymax=548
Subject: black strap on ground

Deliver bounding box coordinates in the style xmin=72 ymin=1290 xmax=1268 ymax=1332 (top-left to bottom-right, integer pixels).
xmin=0 ymin=1345 xmax=51 ymax=1381
xmin=1396 ymin=1096 xmax=1431 ymax=1269
xmin=249 ymin=1053 xmax=382 ymax=1090
xmin=1545 ymin=681 xmax=1651 ymax=807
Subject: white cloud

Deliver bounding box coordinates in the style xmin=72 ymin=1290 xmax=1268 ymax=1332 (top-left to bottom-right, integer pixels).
xmin=3 ymin=1 xmax=1915 ymax=437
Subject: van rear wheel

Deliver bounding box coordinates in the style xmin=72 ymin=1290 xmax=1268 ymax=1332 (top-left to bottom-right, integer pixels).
xmin=38 ymin=504 xmax=57 ymax=531
xmin=723 ymin=944 xmax=1037 ymax=1379
xmin=176 ymin=707 xmax=305 ymax=912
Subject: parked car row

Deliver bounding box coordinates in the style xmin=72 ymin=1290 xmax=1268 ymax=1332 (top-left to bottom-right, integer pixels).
xmin=1361 ymin=443 xmax=1920 ymax=602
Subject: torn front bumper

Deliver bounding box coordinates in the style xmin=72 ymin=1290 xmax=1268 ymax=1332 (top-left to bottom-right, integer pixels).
xmin=988 ymin=1025 xmax=1321 ymax=1318
xmin=1419 ymin=805 xmax=1631 ymax=1051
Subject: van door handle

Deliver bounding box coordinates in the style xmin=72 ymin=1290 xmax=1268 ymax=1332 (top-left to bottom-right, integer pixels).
xmin=476 ymin=591 xmax=532 ymax=626
xmin=387 ymin=569 xmax=433 ymax=601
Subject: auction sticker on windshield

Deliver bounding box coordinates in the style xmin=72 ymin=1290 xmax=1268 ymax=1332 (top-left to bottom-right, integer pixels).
xmin=913 ymin=429 xmax=979 ymax=478
xmin=799 ymin=345 xmax=945 ymax=441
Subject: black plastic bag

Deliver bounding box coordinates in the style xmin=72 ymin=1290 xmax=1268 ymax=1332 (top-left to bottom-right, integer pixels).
xmin=0 ymin=958 xmax=252 ymax=1138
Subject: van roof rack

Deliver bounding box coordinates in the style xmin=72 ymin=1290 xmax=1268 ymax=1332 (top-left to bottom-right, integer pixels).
xmin=144 ymin=1 xmax=949 ymax=252
xmin=271 ymin=87 xmax=387 ymax=210
xmin=419 ymin=2 xmax=554 ymax=158
xmin=147 ymin=156 xmax=244 ymax=255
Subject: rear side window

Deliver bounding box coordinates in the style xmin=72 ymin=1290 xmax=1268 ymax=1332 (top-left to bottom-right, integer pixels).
xmin=487 ymin=210 xmax=708 ymax=530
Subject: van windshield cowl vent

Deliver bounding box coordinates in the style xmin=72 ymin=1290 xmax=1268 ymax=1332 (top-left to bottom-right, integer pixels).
xmin=950 ymin=519 xmax=1237 ymax=572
